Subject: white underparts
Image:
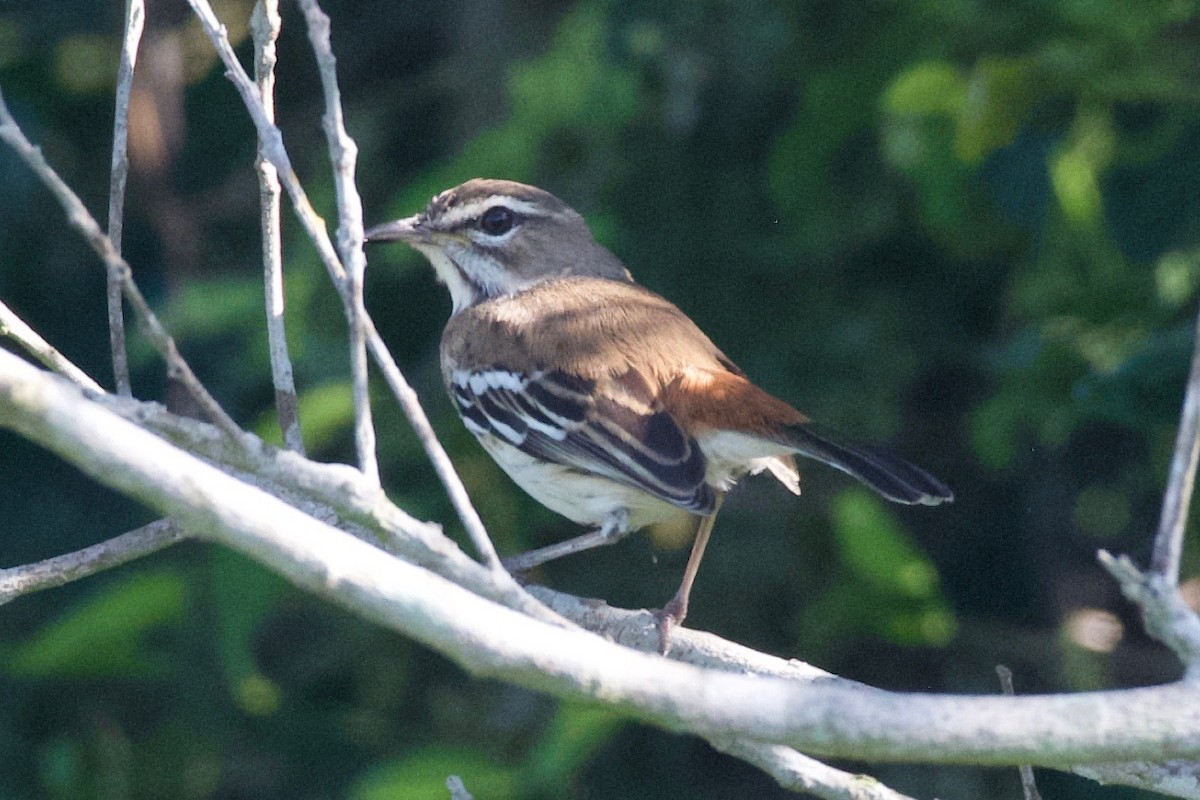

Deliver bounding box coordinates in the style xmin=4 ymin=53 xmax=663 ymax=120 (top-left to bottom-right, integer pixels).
xmin=696 ymin=429 xmax=800 ymax=494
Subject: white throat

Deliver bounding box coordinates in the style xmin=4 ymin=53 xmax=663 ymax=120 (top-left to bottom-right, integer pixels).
xmin=418 ymin=241 xmax=539 ymax=314
xmin=415 ymin=245 xmax=478 ymax=314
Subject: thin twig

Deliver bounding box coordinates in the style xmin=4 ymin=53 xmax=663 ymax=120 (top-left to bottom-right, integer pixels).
xmin=0 ymin=298 xmax=105 ymax=392
xmin=0 ymin=88 xmax=245 ymax=441
xmin=997 ymin=665 xmax=1044 ymax=800
xmin=712 ymin=740 xmax=920 ymax=800
xmin=0 ymin=519 xmax=187 ymax=604
xmin=1152 ymin=304 xmax=1200 ymax=583
xmin=445 ymin=776 xmax=474 ymax=800
xmin=105 ymin=0 xmax=143 ymax=397
xmin=182 ymin=0 xmax=502 ymax=569
xmin=296 ymin=0 xmax=377 ymax=485
xmin=251 ymin=0 xmax=304 ymax=454
xmin=184 ymin=0 xmax=348 ymax=291
xmin=364 ymin=316 xmax=504 ymax=571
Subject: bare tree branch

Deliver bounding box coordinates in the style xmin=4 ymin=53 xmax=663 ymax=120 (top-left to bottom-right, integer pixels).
xmin=0 ymin=519 xmax=187 ymax=604
xmin=181 ymin=0 xmax=503 ymax=570
xmin=1153 ymin=304 xmax=1200 ymax=583
xmin=92 ymin=392 xmax=554 ymax=624
xmin=713 ymin=740 xmax=919 ymax=800
xmin=184 ymin=0 xmax=344 ymax=288
xmin=526 ymin=585 xmax=854 ymax=683
xmin=0 ymin=298 xmax=104 ymax=393
xmin=105 ymin=0 xmax=143 ymax=397
xmin=1099 ymin=551 xmax=1200 ymax=672
xmin=362 ymin=316 xmax=505 ymax=572
xmin=0 ymin=88 xmax=243 ymax=440
xmin=296 ymin=0 xmax=377 ymax=484
xmin=7 ymin=353 xmax=1200 ymax=770
xmin=251 ymin=0 xmax=304 ymax=454
xmin=997 ymin=665 xmax=1043 ymax=800
xmin=9 ymin=5 xmax=1199 ymax=794
xmin=1075 ymin=760 xmax=1200 ymax=799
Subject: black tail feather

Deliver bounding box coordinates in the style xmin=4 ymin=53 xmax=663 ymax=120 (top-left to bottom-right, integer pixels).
xmin=785 ymin=425 xmax=954 ymax=506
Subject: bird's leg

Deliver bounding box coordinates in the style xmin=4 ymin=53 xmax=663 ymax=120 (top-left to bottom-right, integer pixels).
xmin=502 ymin=508 xmax=632 ymax=574
xmin=655 ymin=494 xmax=725 ymax=654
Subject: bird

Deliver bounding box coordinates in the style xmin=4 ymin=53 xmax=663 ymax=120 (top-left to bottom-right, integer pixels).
xmin=365 ymin=178 xmax=952 ymax=651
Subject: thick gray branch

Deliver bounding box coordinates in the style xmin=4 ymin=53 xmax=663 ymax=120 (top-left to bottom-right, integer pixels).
xmin=1075 ymin=760 xmax=1200 ymax=799
xmin=92 ymin=392 xmax=550 ymax=623
xmin=6 ymin=352 xmax=1200 ymax=768
xmin=713 ymin=741 xmax=919 ymax=800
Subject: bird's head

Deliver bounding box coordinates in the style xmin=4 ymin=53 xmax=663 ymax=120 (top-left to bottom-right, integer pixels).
xmin=366 ymin=178 xmax=631 ymax=313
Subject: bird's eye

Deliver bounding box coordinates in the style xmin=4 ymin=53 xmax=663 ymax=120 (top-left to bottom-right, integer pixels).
xmin=479 ymin=206 xmax=516 ymax=236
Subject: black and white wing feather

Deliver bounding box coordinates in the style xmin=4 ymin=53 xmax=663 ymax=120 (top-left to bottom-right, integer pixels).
xmin=449 ymin=368 xmax=716 ymax=514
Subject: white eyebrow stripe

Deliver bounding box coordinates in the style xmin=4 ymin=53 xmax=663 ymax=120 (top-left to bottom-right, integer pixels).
xmin=437 ymin=196 xmax=548 ymax=228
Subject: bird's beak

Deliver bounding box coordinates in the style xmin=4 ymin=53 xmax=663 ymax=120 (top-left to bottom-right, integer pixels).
xmin=364 ymin=214 xmax=429 ymax=244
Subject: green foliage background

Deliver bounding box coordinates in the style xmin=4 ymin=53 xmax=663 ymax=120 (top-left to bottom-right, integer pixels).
xmin=2 ymin=0 xmax=1199 ymax=797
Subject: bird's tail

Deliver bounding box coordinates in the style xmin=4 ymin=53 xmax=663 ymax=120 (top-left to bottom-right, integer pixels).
xmin=784 ymin=424 xmax=954 ymax=506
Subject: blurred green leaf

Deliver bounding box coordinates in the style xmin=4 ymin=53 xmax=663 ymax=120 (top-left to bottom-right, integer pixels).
xmin=54 ymin=34 xmax=118 ymax=94
xmin=1155 ymin=249 xmax=1200 ymax=308
xmin=955 ymin=56 xmax=1035 ymax=164
xmin=165 ymin=276 xmax=265 ymax=339
xmin=38 ymin=737 xmax=80 ymax=800
xmin=6 ymin=571 xmax=184 ymax=678
xmin=290 ymin=382 xmax=355 ymax=454
xmin=382 ymin=3 xmax=638 ymax=225
xmin=1072 ymin=323 xmax=1191 ymax=428
xmin=800 ymin=490 xmax=957 ymax=648
xmin=970 ymin=394 xmax=1023 ymax=470
xmin=1050 ymin=106 xmax=1114 ymax=226
xmin=884 ymin=61 xmax=965 ymax=116
xmin=0 ymin=19 xmax=21 ymax=69
xmin=831 ymin=491 xmax=939 ymax=599
xmin=523 ymin=704 xmax=624 ymax=791
xmin=210 ymin=548 xmax=288 ymax=715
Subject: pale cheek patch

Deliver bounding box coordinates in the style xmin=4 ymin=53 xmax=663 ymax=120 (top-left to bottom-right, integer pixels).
xmin=445 ymin=241 xmax=537 ymax=299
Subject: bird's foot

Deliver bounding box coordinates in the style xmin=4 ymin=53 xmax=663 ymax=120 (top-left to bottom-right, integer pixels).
xmin=652 ymin=595 xmax=688 ymax=655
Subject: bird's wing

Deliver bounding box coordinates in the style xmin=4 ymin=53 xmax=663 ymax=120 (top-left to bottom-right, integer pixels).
xmin=448 ymin=366 xmax=717 ymax=515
